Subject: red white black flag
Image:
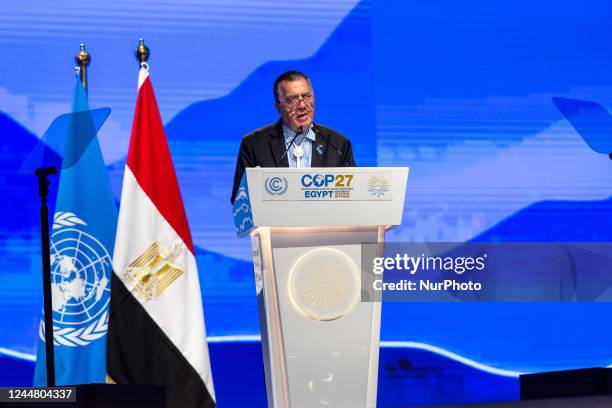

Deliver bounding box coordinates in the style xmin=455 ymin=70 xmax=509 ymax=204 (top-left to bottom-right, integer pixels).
xmin=107 ymin=64 xmax=215 ymax=407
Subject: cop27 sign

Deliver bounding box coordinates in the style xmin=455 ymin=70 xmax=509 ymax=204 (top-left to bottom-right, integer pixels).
xmin=263 ymin=171 xmax=393 ymax=201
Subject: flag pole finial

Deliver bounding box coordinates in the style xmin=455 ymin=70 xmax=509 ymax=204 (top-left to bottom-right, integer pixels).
xmin=75 ymin=43 xmax=90 ymax=90
xmin=136 ymin=38 xmax=150 ymax=66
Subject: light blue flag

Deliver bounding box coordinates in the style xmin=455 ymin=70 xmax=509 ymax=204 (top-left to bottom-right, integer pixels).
xmin=34 ymin=77 xmax=117 ymax=385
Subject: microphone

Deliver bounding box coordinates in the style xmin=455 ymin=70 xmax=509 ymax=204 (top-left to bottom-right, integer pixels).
xmin=312 ymin=123 xmax=353 ymax=166
xmin=279 ymin=126 xmax=303 ymax=163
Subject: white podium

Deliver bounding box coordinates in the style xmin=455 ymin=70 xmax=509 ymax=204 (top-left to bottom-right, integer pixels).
xmin=233 ymin=167 xmax=409 ymax=408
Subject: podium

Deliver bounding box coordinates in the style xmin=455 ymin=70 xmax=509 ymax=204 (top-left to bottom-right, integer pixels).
xmin=233 ymin=167 xmax=408 ymax=408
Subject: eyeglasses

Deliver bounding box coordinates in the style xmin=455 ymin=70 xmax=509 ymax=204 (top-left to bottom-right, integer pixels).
xmin=280 ymin=92 xmax=314 ymax=107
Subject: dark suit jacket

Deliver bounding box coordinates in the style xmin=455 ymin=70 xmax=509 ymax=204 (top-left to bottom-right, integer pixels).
xmin=231 ymin=120 xmax=356 ymax=203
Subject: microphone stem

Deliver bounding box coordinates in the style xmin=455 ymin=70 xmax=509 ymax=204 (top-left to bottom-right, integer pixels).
xmin=280 ymin=126 xmax=304 ymax=162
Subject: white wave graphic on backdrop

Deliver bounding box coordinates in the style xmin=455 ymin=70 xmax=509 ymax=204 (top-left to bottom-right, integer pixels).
xmin=0 ymin=0 xmax=360 ymax=161
xmin=0 ymin=341 xmax=523 ymax=377
xmin=380 ymin=95 xmax=612 ymax=243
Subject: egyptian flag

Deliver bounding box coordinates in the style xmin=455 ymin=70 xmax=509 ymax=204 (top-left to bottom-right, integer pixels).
xmin=107 ymin=63 xmax=215 ymax=407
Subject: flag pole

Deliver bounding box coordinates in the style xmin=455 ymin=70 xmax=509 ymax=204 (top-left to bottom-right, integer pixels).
xmin=136 ymin=38 xmax=150 ymax=65
xmin=36 ymin=166 xmax=58 ymax=387
xmin=37 ymin=43 xmax=91 ymax=387
xmin=75 ymin=43 xmax=90 ymax=92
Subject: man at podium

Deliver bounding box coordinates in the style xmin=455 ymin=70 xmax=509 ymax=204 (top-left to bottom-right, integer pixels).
xmin=231 ymin=70 xmax=356 ymax=203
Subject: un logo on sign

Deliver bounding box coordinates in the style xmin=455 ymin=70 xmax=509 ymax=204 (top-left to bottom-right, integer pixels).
xmin=38 ymin=212 xmax=111 ymax=347
xmin=264 ymin=176 xmax=288 ymax=196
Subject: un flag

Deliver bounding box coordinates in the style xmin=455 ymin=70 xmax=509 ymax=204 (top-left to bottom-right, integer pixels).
xmin=34 ymin=78 xmax=117 ymax=385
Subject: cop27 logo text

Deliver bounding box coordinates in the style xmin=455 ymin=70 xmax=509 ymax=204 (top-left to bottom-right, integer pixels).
xmin=301 ymin=174 xmax=354 ymax=188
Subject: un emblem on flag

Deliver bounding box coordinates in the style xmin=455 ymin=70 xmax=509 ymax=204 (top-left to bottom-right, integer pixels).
xmin=38 ymin=212 xmax=112 ymax=347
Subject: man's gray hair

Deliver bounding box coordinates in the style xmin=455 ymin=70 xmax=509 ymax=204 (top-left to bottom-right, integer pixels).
xmin=273 ymin=70 xmax=313 ymax=103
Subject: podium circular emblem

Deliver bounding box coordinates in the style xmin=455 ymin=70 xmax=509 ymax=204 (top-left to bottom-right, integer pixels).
xmin=288 ymin=248 xmax=360 ymax=321
xmin=264 ymin=176 xmax=288 ymax=195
